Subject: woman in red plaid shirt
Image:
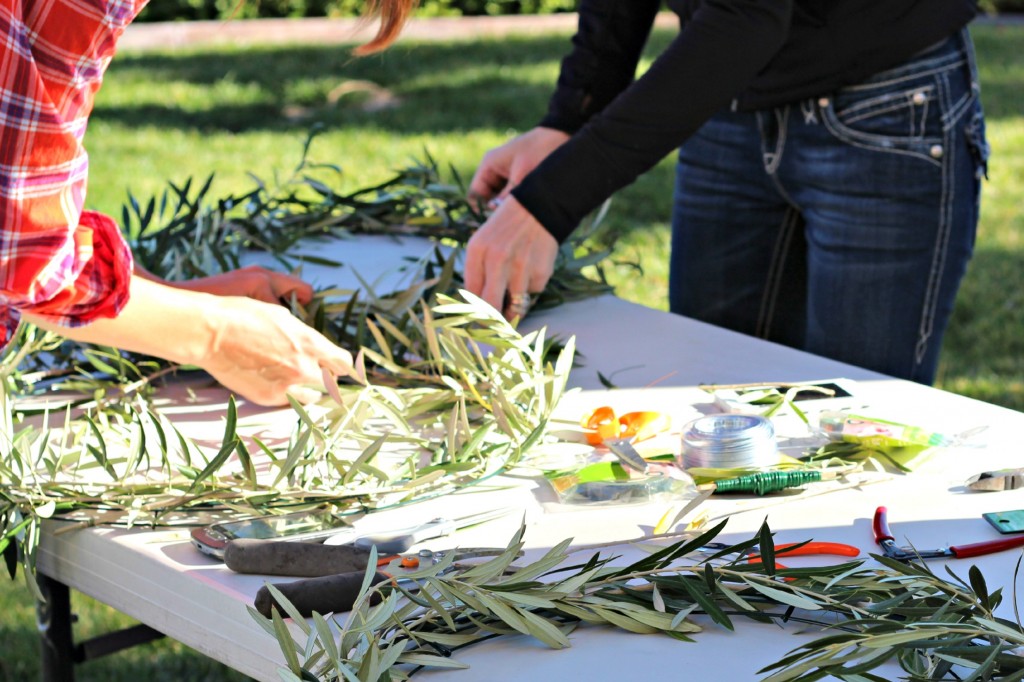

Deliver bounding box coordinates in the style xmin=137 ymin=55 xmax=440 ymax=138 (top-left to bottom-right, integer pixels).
xmin=0 ymin=0 xmax=413 ymax=405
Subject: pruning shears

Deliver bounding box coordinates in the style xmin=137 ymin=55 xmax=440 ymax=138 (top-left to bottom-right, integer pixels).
xmin=872 ymin=506 xmax=1024 ymax=561
xmin=322 ymin=506 xmax=518 ymax=553
xmin=250 ymin=545 xmax=518 ymax=617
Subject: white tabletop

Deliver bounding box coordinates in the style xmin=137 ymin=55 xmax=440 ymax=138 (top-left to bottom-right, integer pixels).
xmin=35 ymin=235 xmax=1024 ymax=681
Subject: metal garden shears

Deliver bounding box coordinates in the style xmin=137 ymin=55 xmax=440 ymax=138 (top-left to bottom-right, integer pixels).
xmin=252 ymin=545 xmax=518 ymax=618
xmin=873 ymin=506 xmax=1024 ymax=561
xmin=322 ymin=506 xmax=517 ymax=553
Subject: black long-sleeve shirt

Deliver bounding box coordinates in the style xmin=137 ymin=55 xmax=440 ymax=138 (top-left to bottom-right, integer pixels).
xmin=512 ymin=0 xmax=979 ymax=243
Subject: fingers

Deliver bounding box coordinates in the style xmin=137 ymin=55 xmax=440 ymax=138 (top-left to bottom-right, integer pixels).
xmin=175 ymin=266 xmax=316 ymax=306
xmin=503 ymin=270 xmax=533 ymax=321
xmin=313 ymin=339 xmax=355 ymax=381
xmin=468 ymin=136 xmax=531 ymax=210
xmin=465 ymin=214 xmax=509 ymax=314
xmin=464 ymin=197 xmax=558 ymax=321
xmin=479 ymin=244 xmax=512 ymax=313
xmin=279 ymin=329 xmax=354 ymax=405
xmin=240 ymin=266 xmax=315 ymax=305
xmin=469 ymin=155 xmax=508 ymax=207
xmin=246 ymin=280 xmax=279 ymax=305
xmin=463 ymin=235 xmax=488 ymax=302
xmin=271 ymin=275 xmax=314 ymax=306
xmin=201 ymin=298 xmax=358 ymax=407
xmin=285 ymin=384 xmax=322 ymax=405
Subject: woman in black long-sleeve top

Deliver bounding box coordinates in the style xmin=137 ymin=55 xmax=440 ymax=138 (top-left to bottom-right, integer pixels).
xmin=464 ymin=0 xmax=987 ymax=385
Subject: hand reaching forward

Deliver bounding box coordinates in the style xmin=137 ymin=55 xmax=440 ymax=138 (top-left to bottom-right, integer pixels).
xmin=466 ymin=127 xmax=568 ymax=319
xmin=26 ymin=277 xmax=352 ymax=407
xmin=469 ymin=127 xmax=570 ymax=207
xmin=141 ymin=265 xmax=315 ymax=306
xmin=464 ymin=196 xmax=559 ymax=321
xmin=199 ymin=294 xmax=353 ymax=406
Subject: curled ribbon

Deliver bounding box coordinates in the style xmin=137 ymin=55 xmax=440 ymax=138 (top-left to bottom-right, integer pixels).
xmin=581 ymin=407 xmax=671 ymax=446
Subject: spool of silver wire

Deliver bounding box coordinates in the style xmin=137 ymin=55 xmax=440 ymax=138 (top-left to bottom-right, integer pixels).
xmin=679 ymin=414 xmax=777 ymax=469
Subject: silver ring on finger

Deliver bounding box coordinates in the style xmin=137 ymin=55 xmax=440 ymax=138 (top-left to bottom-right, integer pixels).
xmin=507 ymin=292 xmax=534 ymax=309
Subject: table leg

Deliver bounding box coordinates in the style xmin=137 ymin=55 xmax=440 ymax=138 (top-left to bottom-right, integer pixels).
xmin=36 ymin=573 xmax=76 ymax=682
xmin=35 ymin=573 xmax=166 ymax=681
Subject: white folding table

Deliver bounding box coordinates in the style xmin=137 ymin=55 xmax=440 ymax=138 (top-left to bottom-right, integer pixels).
xmin=32 ymin=235 xmax=1024 ymax=681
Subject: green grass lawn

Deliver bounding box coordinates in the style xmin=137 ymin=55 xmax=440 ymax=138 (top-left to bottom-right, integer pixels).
xmin=1 ymin=22 xmax=1022 ymax=682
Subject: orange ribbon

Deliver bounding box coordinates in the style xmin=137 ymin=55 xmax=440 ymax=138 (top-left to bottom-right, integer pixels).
xmin=581 ymin=407 xmax=671 ymax=446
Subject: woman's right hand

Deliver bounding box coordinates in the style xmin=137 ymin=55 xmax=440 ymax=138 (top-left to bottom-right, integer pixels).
xmin=136 ymin=264 xmax=316 ymax=307
xmin=199 ymin=294 xmax=354 ymax=406
xmin=25 ymin=276 xmax=354 ymax=407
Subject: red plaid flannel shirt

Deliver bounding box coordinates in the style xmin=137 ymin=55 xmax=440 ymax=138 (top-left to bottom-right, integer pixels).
xmin=0 ymin=0 xmax=147 ymax=348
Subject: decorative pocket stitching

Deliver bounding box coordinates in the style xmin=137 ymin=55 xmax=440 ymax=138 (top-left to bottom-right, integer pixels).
xmin=820 ymin=102 xmax=943 ymax=167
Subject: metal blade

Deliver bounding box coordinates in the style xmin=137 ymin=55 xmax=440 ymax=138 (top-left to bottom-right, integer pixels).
xmin=450 ymin=505 xmax=520 ymax=528
xmin=604 ymin=438 xmax=650 ymax=474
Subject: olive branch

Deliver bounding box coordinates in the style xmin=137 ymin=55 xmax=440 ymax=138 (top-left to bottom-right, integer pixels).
xmin=122 ymin=130 xmax=615 ymax=316
xmin=255 ymin=519 xmax=1024 ymax=682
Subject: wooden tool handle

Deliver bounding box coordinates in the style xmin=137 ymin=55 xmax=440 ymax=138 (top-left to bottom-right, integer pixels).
xmin=254 ymin=571 xmax=388 ymax=618
xmin=225 ymin=538 xmax=373 ymax=577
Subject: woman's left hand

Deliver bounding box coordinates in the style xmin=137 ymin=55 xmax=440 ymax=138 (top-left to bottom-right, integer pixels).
xmin=464 ymin=196 xmax=558 ymax=321
xmin=151 ymin=265 xmax=315 ymax=306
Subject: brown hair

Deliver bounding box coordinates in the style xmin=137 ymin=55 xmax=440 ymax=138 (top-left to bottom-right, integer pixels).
xmin=354 ymin=0 xmax=418 ymax=55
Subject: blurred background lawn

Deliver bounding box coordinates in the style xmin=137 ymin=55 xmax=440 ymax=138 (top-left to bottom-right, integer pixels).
xmin=1 ymin=21 xmax=1021 ymax=682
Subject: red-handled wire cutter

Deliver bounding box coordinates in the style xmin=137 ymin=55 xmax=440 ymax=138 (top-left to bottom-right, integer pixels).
xmin=873 ymin=506 xmax=1024 ymax=561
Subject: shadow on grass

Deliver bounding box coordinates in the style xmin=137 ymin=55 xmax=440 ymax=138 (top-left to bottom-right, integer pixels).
xmin=96 ymin=36 xmax=578 ymax=135
xmin=95 ymin=25 xmax=1024 ymax=138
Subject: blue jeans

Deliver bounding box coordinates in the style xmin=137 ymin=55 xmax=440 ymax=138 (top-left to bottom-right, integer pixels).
xmin=670 ymin=28 xmax=989 ymax=384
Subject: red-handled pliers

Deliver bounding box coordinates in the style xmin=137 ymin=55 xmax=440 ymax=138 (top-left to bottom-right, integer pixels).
xmin=873 ymin=506 xmax=1024 ymax=561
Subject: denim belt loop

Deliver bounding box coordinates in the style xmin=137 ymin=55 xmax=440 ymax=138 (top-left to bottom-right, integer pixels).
xmin=961 ymin=26 xmax=982 ymax=96
xmin=800 ymin=99 xmax=819 ymax=125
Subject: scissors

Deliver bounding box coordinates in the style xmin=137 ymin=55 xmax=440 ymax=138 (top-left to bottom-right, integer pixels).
xmin=581 ymin=407 xmax=672 ymax=473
